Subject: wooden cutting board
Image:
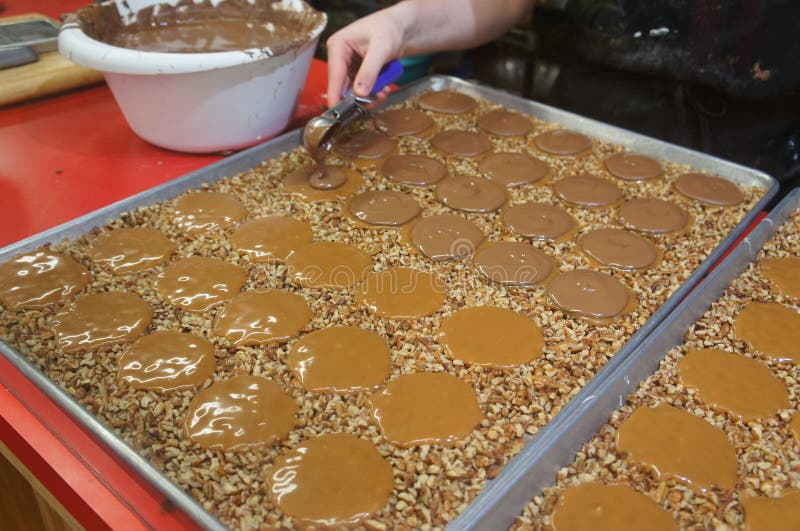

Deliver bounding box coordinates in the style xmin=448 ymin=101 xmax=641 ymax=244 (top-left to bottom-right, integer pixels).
xmin=0 ymin=14 xmax=104 ymax=107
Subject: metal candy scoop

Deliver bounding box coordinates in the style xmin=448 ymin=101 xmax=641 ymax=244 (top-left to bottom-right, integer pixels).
xmin=303 ymin=60 xmax=404 ymax=164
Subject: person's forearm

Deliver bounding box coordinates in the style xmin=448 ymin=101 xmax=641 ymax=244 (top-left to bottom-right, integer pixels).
xmin=390 ymin=0 xmax=535 ymax=56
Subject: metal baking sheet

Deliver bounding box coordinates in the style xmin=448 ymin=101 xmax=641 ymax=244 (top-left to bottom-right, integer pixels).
xmin=0 ymin=75 xmax=778 ymax=530
xmin=453 ymin=187 xmax=799 ymax=530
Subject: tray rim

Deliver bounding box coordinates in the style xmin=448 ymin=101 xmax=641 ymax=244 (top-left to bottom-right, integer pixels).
xmin=0 ymin=74 xmax=780 ymax=530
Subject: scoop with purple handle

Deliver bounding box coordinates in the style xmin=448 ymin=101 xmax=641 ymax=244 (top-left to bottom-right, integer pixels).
xmin=303 ymin=60 xmax=404 ymax=164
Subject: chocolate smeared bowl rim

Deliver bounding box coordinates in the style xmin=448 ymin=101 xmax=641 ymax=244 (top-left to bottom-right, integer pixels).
xmin=60 ymin=0 xmax=327 ymax=75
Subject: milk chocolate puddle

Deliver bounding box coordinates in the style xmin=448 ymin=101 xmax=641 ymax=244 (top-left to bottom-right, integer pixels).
xmin=547 ymin=269 xmax=632 ymax=321
xmin=407 ymin=214 xmax=484 ymax=260
xmin=477 ymin=109 xmax=532 ymax=136
xmin=604 ymin=152 xmax=663 ymax=181
xmin=578 ymin=228 xmax=659 ymax=271
xmin=418 ymin=90 xmax=476 ymax=114
xmin=534 ymin=129 xmax=592 ymax=156
xmin=674 ymin=173 xmax=744 ymax=206
xmin=473 ymin=242 xmax=554 ymax=286
xmin=435 ymin=174 xmax=506 ymax=213
xmin=347 ymin=190 xmax=421 ymax=227
xmin=375 ymin=108 xmax=434 ymax=137
xmin=478 ymin=152 xmax=549 ymax=187
xmin=381 ymin=155 xmax=446 ymax=187
xmin=502 ymin=203 xmax=576 ymax=242
xmin=618 ymin=198 xmax=689 ymax=234
xmin=553 ymin=174 xmax=623 ymax=208
xmin=283 ymin=164 xmax=363 ymax=202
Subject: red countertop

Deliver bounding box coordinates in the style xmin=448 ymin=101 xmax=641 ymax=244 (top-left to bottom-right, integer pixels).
xmin=0 ymin=2 xmax=329 ymax=528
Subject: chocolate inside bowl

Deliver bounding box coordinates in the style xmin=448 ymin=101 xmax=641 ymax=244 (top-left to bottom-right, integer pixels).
xmin=76 ymin=0 xmax=325 ymax=55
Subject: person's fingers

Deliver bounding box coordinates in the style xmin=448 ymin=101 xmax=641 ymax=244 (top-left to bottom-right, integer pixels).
xmin=352 ymin=38 xmax=394 ymax=98
xmin=364 ymin=86 xmax=392 ymax=109
xmin=325 ymin=35 xmax=352 ymax=106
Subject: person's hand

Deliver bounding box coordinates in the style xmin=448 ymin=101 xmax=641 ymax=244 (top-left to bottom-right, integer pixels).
xmin=325 ymin=9 xmax=405 ymax=107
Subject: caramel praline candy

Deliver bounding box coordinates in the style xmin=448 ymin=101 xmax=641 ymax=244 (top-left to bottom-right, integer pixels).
xmin=288 ymin=326 xmax=390 ymax=394
xmin=435 ymin=174 xmax=507 ymax=213
xmin=155 ymin=256 xmax=246 ymax=312
xmin=213 ymin=290 xmax=312 ymax=346
xmin=369 ymin=372 xmax=483 ymax=447
xmin=0 ymin=250 xmax=90 ymax=310
xmin=267 ymin=433 xmax=393 ymax=526
xmin=285 ymin=242 xmax=372 ymax=290
xmin=185 ymin=375 xmax=297 ymax=451
xmin=355 ymin=267 xmax=446 ymax=320
xmin=760 ymin=256 xmax=800 ymax=301
xmin=677 ymin=348 xmax=790 ymax=421
xmin=733 ymin=302 xmax=800 ymax=363
xmin=439 ymin=306 xmax=544 ymax=369
xmin=118 ymin=331 xmax=215 ymax=392
xmin=89 ymin=227 xmax=176 ymax=273
xmin=741 ymin=492 xmax=800 ymax=531
xmin=616 ymin=403 xmax=738 ymax=492
xmin=551 ymin=483 xmax=677 ymax=531
xmin=674 ymin=172 xmax=744 ymax=206
xmin=171 ymin=191 xmax=247 ymax=237
xmin=418 ymin=90 xmax=477 ymax=114
xmin=231 ymin=216 xmax=313 ymax=263
xmin=52 ymin=292 xmax=152 ymax=353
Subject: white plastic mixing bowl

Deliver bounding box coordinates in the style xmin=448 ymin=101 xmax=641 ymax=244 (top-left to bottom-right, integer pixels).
xmin=59 ymin=0 xmax=326 ymax=153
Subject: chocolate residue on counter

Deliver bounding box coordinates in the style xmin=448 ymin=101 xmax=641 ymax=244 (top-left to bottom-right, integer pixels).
xmin=75 ymin=0 xmax=326 ymax=55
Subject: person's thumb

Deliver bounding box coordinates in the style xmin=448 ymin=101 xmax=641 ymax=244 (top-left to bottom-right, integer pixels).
xmin=352 ymin=39 xmax=394 ymax=98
